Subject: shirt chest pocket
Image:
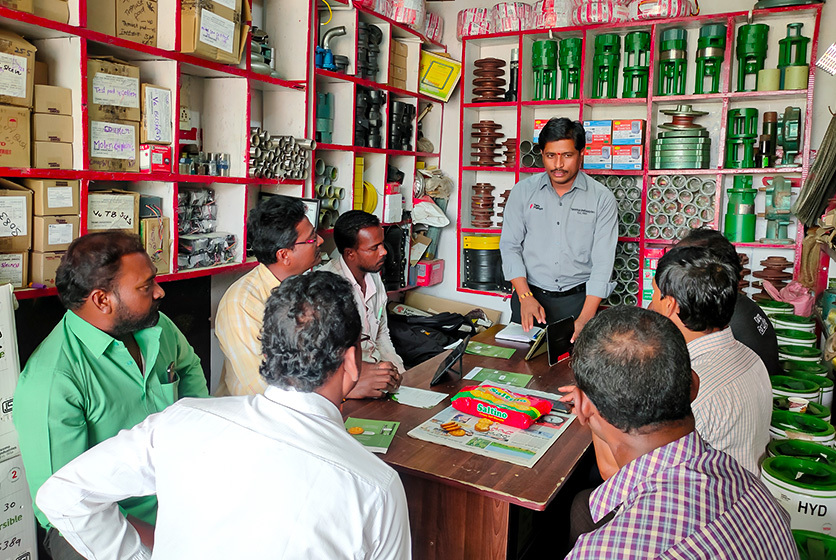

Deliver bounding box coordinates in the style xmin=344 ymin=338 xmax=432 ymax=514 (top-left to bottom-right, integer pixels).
xmin=566 ymin=208 xmax=595 ymax=260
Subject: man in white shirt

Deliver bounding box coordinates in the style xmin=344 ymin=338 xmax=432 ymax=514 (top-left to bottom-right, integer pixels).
xmin=323 ymin=211 xmax=406 ymax=397
xmin=36 ymin=271 xmax=412 ymax=560
xmin=648 ymin=244 xmax=771 ymax=475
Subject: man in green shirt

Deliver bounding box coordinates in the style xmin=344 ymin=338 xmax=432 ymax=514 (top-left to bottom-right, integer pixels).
xmin=14 ymin=231 xmax=209 ymax=559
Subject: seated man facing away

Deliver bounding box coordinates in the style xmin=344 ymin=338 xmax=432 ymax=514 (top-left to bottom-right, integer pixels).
xmin=565 ymin=306 xmax=796 ymax=559
xmin=323 ymin=210 xmax=405 ymax=396
xmin=14 ymin=232 xmax=209 ymax=559
xmin=37 ymin=271 xmax=411 ymax=560
xmin=649 ymin=244 xmax=771 ymax=474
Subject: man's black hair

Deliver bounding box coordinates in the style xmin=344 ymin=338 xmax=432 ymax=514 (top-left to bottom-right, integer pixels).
xmin=333 ymin=210 xmax=381 ymax=254
xmin=677 ymin=227 xmax=743 ymax=280
xmin=538 ymin=117 xmax=586 ymax=152
xmin=248 ymin=196 xmax=307 ymax=265
xmin=656 ymin=244 xmax=738 ymax=331
xmin=55 ymin=232 xmax=146 ymax=310
xmin=572 ymin=306 xmax=692 ymax=433
xmin=259 ymin=271 xmax=361 ymax=392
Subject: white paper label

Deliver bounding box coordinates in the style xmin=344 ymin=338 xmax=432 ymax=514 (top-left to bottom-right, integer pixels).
xmin=47 ymin=186 xmax=73 ymax=209
xmin=48 ymin=223 xmax=73 ymax=245
xmin=92 ymin=73 xmax=140 ymax=108
xmin=213 ymin=0 xmax=236 ymax=11
xmin=199 ymin=9 xmax=235 ymax=54
xmin=0 ymin=197 xmax=27 ymax=238
xmin=144 ymin=86 xmax=172 ymax=143
xmin=88 ymin=194 xmax=134 ymax=230
xmin=0 ymin=53 xmax=27 ymax=99
xmin=90 ymin=121 xmax=136 ymax=160
xmin=0 ymin=254 xmax=22 ymax=287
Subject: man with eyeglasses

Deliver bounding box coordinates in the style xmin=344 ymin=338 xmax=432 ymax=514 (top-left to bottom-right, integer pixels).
xmin=322 ymin=211 xmax=404 ymax=398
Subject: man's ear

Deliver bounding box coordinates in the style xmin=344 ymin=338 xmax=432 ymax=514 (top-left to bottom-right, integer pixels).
xmin=690 ymin=369 xmax=700 ymax=404
xmin=575 ymin=389 xmax=598 ymax=427
xmin=275 ymin=247 xmax=292 ymax=265
xmin=658 ymin=294 xmax=679 ymax=319
xmin=88 ymin=289 xmax=113 ymax=314
xmin=343 ymin=345 xmax=360 ymax=383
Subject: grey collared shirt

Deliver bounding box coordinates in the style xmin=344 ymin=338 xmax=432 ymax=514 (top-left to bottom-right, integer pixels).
xmin=499 ymin=171 xmax=617 ymax=298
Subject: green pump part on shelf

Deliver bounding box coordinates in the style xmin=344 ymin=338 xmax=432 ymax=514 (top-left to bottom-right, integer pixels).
xmin=623 ymin=31 xmax=650 ymax=98
xmin=778 ymin=23 xmax=811 ymax=70
xmin=793 ymin=530 xmax=836 ymax=560
xmin=559 ymin=37 xmax=582 ymax=100
xmin=657 ymin=28 xmax=688 ymax=96
xmin=592 ymin=34 xmax=621 ymax=99
xmin=725 ymin=108 xmax=759 ymax=168
xmin=695 ymin=23 xmax=726 ymax=94
xmin=736 ymin=23 xmax=769 ymax=92
xmin=777 ymin=106 xmax=803 ymax=166
xmin=532 ymin=40 xmax=558 ymax=101
xmin=724 ymin=175 xmax=757 ymax=242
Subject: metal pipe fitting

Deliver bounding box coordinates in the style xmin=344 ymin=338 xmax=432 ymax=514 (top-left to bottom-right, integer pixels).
xmin=321 ymin=26 xmax=347 ymax=50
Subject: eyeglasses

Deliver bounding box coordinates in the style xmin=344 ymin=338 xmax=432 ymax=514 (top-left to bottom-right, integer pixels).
xmin=294 ymin=233 xmax=318 ymax=246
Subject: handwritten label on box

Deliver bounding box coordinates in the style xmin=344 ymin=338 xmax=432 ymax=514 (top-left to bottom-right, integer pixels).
xmin=0 ymin=254 xmax=22 ymax=287
xmin=92 ymin=73 xmax=140 ymax=108
xmin=0 ymin=53 xmax=27 ymax=99
xmin=213 ymin=0 xmax=236 ymax=11
xmin=48 ymin=223 xmax=74 ymax=245
xmin=47 ymin=186 xmax=73 ymax=209
xmin=88 ymin=194 xmax=134 ymax=231
xmin=90 ymin=121 xmax=136 ymax=160
xmin=199 ymin=9 xmax=234 ymax=54
xmin=144 ymin=86 xmax=172 ymax=143
xmin=0 ymin=197 xmax=26 ymax=238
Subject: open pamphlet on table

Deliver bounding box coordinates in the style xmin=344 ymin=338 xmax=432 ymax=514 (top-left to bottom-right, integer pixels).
xmin=407 ymin=382 xmax=575 ymax=468
xmin=495 ymin=323 xmax=543 ymax=343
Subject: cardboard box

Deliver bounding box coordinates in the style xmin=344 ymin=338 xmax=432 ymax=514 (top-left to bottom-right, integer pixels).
xmin=389 ymin=52 xmax=407 ymax=70
xmin=33 ymin=140 xmax=72 ymax=169
xmin=87 ymin=0 xmax=156 ymax=46
xmin=33 ymin=60 xmax=48 ymax=86
xmin=0 ymin=105 xmax=30 ymax=168
xmin=87 ymin=57 xmax=140 ymax=122
xmin=389 ymin=77 xmax=407 ymax=90
xmin=583 ymin=120 xmax=612 ymax=145
xmin=30 ymin=250 xmax=62 ymax=287
xmin=0 ymin=178 xmax=32 ymax=253
xmin=404 ymin=291 xmax=502 ymax=325
xmin=32 ymin=112 xmax=72 ymax=142
xmin=418 ymin=50 xmax=461 ymax=102
xmin=391 ymin=40 xmax=409 ymax=58
xmin=414 ymin=258 xmax=444 ymax=287
xmin=141 ymin=84 xmax=172 ymax=144
xmin=139 ymin=143 xmax=172 ymax=173
xmin=89 ymin=118 xmax=139 ymax=172
xmin=612 ymin=119 xmax=645 ymax=145
xmin=0 ymin=0 xmax=32 ymax=13
xmin=0 ymin=30 xmax=36 ymax=108
xmin=33 ymin=214 xmax=78 ymax=252
xmin=0 ymin=253 xmax=27 ymax=289
xmin=24 ymin=178 xmax=79 ymax=215
xmin=87 ymin=189 xmax=139 ymax=233
xmin=0 ymin=456 xmax=39 ymax=558
xmin=140 ymin=216 xmax=169 ymax=274
xmin=34 ymin=84 xmax=72 ymax=115
xmin=533 ymin=118 xmax=549 ymax=143
xmin=180 ymin=0 xmax=249 ymax=64
xmin=34 ymin=0 xmax=69 ymax=22
xmin=612 ymin=145 xmax=643 ymax=170
xmin=583 ymin=143 xmax=612 ymax=169
xmin=389 ymin=64 xmax=408 ymax=82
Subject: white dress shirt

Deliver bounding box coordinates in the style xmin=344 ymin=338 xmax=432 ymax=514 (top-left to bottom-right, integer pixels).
xmin=322 ymin=256 xmax=406 ymax=372
xmin=37 ymin=386 xmax=411 ymax=560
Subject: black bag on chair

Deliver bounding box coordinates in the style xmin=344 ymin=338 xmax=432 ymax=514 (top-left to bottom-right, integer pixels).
xmin=387 ymin=312 xmax=475 ymax=369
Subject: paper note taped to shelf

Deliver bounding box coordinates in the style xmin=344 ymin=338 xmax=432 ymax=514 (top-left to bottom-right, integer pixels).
xmin=142 ymin=85 xmax=172 ymax=144
xmin=0 ymin=254 xmax=24 ymax=288
xmin=90 ymin=121 xmax=137 ymax=160
xmin=0 ymin=53 xmax=27 ymax=99
xmin=88 ymin=194 xmax=135 ymax=231
xmin=47 ymin=186 xmax=73 ymax=209
xmin=48 ymin=223 xmax=73 ymax=245
xmin=199 ymin=9 xmax=234 ymax=53
xmin=92 ymin=73 xmax=139 ymax=108
xmin=0 ymin=197 xmax=27 ymax=238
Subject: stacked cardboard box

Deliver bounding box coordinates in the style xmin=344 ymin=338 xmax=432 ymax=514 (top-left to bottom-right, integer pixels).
xmin=87 ymin=0 xmax=156 ymax=45
xmin=25 ymin=178 xmax=79 ymax=287
xmin=0 ymin=30 xmax=36 ymax=169
xmin=87 ymin=189 xmax=140 ymax=234
xmin=32 ymin=84 xmax=73 ymax=169
xmin=583 ymin=120 xmax=612 ymax=170
xmin=88 ymin=57 xmax=140 ymax=172
xmin=34 ymin=0 xmax=69 ymax=22
xmin=180 ymin=0 xmax=249 ymax=64
xmin=0 ymin=179 xmax=32 ymax=289
xmin=612 ymin=119 xmax=645 ymax=170
xmin=389 ymin=40 xmax=408 ymax=90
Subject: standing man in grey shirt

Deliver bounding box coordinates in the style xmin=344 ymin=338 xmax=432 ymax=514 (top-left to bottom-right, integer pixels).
xmin=500 ymin=118 xmax=617 ymax=336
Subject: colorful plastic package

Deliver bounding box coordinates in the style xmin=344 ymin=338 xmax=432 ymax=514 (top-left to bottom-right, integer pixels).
xmin=451 ymin=385 xmax=552 ymax=429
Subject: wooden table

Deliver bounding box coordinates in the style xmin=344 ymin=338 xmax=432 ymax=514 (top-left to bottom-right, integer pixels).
xmin=342 ymin=325 xmax=592 ymax=559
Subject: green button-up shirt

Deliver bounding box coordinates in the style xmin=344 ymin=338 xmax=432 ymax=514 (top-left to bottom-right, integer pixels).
xmin=14 ymin=310 xmax=209 ymax=529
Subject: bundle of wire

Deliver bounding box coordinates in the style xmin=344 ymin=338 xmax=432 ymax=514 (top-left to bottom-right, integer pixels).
xmin=793 ymin=113 xmax=836 ymax=226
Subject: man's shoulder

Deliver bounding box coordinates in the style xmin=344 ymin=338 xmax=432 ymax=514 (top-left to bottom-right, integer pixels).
xmin=219 ymin=266 xmax=271 ymax=307
xmin=20 ymin=314 xmax=77 ymax=375
xmin=320 ymin=258 xmax=346 ymax=277
xmin=580 ymin=173 xmax=617 ymax=205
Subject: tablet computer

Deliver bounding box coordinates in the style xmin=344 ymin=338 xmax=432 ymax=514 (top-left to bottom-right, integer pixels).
xmin=524 ymin=327 xmax=549 ymax=361
xmin=547 ymin=316 xmax=575 ymax=367
xmin=430 ymin=335 xmax=471 ymax=386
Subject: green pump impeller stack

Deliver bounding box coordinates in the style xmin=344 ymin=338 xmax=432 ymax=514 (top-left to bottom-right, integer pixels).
xmin=532 ymin=40 xmax=558 ymax=101
xmin=724 ymin=175 xmax=757 ymax=242
xmin=778 ymin=23 xmax=810 ymax=89
xmin=695 ymin=24 xmax=726 ymax=94
xmin=726 ymin=108 xmax=759 ymax=168
xmin=736 ymin=24 xmax=769 ymax=92
xmin=593 ymin=34 xmax=621 ymax=99
xmin=559 ymin=38 xmax=582 ymax=100
xmin=657 ymin=28 xmax=687 ymax=96
xmin=622 ymin=31 xmax=650 ymax=98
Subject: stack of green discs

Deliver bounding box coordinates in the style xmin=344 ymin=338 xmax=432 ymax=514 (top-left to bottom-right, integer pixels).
xmin=758 ymin=299 xmax=794 ymax=317
xmin=775 ymin=328 xmax=817 ymax=347
xmin=771 ymin=313 xmax=816 ymax=333
xmin=651 ymin=105 xmax=711 ymax=169
xmin=778 ymin=345 xmax=822 ymax=363
xmin=772 ymin=398 xmax=831 ymax=421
